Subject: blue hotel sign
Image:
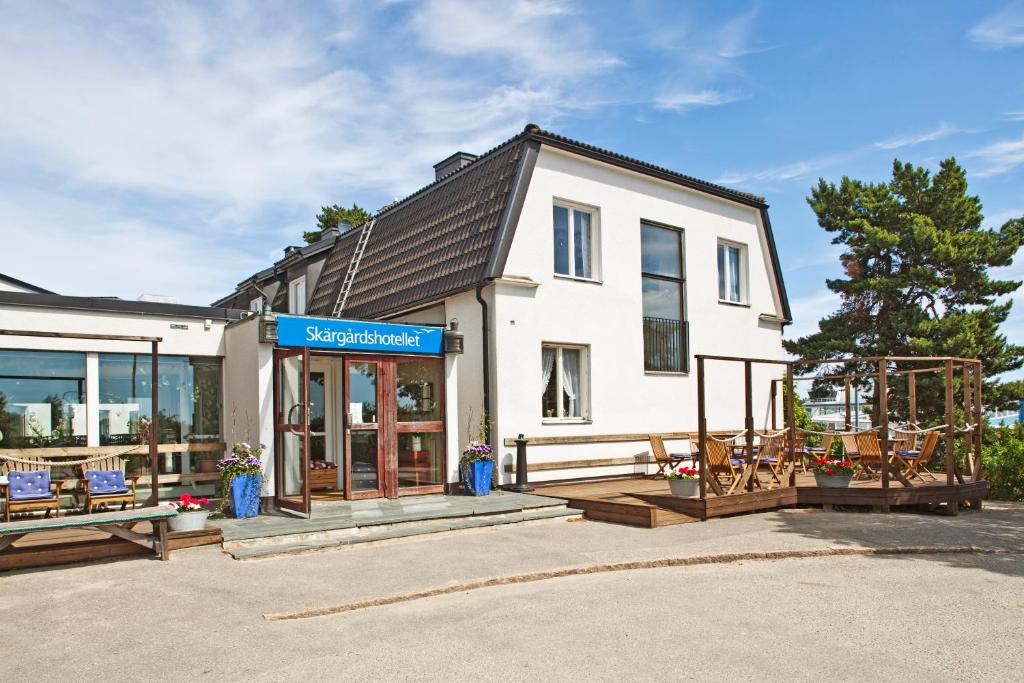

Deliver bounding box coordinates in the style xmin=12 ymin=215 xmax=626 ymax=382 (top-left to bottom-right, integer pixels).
xmin=276 ymin=315 xmax=443 ymax=355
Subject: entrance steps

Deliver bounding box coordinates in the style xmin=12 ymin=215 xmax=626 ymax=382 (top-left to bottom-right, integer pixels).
xmin=222 ymin=503 xmax=582 ymax=560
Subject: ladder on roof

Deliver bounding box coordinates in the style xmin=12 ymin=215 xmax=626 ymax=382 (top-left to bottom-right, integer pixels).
xmin=332 ymin=219 xmax=375 ymax=318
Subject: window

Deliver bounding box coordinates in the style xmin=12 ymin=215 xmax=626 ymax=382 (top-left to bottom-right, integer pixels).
xmin=289 ymin=276 xmax=306 ymax=315
xmin=641 ymin=223 xmax=687 ymax=372
xmin=541 ymin=345 xmax=589 ymax=420
xmin=553 ymin=203 xmax=597 ymax=279
xmin=717 ymin=241 xmax=746 ymax=304
xmin=249 ymin=297 xmax=262 ymax=313
xmin=0 ymin=350 xmax=87 ymax=449
xmin=97 ymin=354 xmax=222 ymax=474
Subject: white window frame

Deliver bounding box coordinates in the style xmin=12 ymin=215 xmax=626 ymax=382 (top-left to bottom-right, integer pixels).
xmin=541 ymin=343 xmax=591 ymax=422
xmin=553 ymin=200 xmax=601 ymax=282
xmin=249 ymin=297 xmax=262 ymax=313
xmin=717 ymin=240 xmax=748 ymax=305
xmin=288 ymin=276 xmax=307 ymax=315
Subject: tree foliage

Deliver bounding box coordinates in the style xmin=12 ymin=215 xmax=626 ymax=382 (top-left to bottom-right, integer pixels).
xmin=785 ymin=158 xmax=1024 ymax=421
xmin=303 ymin=203 xmax=371 ymax=243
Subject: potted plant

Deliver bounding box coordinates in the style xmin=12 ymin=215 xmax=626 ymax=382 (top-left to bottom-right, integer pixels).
xmin=810 ymin=457 xmax=857 ymax=488
xmin=460 ymin=440 xmax=494 ymax=496
xmin=218 ymin=442 xmax=264 ymax=518
xmin=667 ymin=466 xmax=700 ymax=497
xmin=167 ymin=493 xmax=211 ymax=532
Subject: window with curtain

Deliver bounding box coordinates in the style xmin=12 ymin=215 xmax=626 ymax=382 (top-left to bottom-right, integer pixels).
xmin=289 ymin=276 xmax=307 ymax=315
xmin=717 ymin=241 xmax=746 ymax=303
xmin=641 ymin=222 xmax=687 ymax=372
xmin=553 ymin=203 xmax=597 ymax=280
xmin=541 ymin=345 xmax=588 ymax=419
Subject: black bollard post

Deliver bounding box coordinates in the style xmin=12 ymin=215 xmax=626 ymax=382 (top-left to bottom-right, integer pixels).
xmin=509 ymin=433 xmax=534 ymax=493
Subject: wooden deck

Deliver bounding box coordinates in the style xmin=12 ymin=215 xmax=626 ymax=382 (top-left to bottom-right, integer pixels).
xmin=535 ymin=473 xmax=991 ymax=528
xmin=0 ymin=521 xmax=222 ymax=572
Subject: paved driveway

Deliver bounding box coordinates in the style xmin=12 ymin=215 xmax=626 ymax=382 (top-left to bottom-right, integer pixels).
xmin=3 ymin=504 xmax=1022 ymax=680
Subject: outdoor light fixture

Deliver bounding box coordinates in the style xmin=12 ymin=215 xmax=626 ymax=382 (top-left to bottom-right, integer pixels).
xmin=260 ymin=313 xmax=280 ymax=344
xmin=443 ymin=317 xmax=464 ymax=354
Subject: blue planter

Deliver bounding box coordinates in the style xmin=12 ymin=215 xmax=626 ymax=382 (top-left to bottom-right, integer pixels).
xmin=462 ymin=459 xmax=494 ymax=496
xmin=230 ymin=473 xmax=263 ymax=518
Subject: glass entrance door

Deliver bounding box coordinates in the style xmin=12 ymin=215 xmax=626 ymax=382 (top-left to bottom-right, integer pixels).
xmin=344 ymin=358 xmax=384 ymax=499
xmin=274 ymin=347 xmax=310 ymax=515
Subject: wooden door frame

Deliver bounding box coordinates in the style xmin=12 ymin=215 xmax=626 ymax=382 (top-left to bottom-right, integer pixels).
xmin=343 ymin=356 xmax=388 ymax=499
xmin=394 ymin=354 xmax=446 ymax=496
xmin=273 ymin=346 xmax=311 ymax=515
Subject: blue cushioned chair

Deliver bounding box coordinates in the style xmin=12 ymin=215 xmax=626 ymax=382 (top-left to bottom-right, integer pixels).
xmin=76 ymin=455 xmax=138 ymax=514
xmin=3 ymin=469 xmax=65 ymax=521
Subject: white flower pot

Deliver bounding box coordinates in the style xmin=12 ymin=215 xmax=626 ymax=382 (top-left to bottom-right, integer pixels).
xmin=669 ymin=478 xmax=700 ymax=498
xmin=168 ymin=510 xmax=210 ymax=532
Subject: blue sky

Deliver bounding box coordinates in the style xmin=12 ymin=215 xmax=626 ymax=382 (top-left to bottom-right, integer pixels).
xmin=1 ymin=1 xmax=1022 ymax=373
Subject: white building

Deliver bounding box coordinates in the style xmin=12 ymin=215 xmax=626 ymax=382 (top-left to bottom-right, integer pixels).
xmin=214 ymin=124 xmax=792 ymax=495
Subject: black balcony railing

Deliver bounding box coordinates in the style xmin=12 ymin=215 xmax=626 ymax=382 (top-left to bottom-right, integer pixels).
xmin=643 ymin=316 xmax=688 ymax=373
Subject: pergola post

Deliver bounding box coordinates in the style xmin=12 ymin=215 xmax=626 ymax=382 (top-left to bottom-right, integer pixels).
xmin=786 ymin=362 xmax=796 ymax=487
xmin=844 ymin=377 xmax=852 ymax=431
xmin=908 ymin=373 xmax=917 ymax=426
xmin=877 ymin=358 xmax=890 ymax=512
xmin=770 ymin=379 xmax=778 ymax=431
xmin=962 ymin=364 xmax=974 ymax=474
xmin=744 ymin=360 xmax=755 ymax=492
xmin=697 ymin=356 xmax=707 ymax=500
xmin=147 ymin=340 xmax=160 ymax=506
xmin=973 ymin=362 xmax=984 ymax=481
xmin=944 ymin=359 xmax=955 ymax=486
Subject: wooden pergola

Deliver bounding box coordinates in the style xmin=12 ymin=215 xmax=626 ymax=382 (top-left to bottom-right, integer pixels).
xmin=698 ymin=354 xmax=985 ymax=513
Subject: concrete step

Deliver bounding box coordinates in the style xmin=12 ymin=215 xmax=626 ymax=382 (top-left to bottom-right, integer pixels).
xmin=224 ymin=505 xmax=583 ymax=560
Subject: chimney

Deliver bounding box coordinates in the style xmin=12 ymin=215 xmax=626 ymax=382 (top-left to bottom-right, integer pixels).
xmin=433 ymin=152 xmax=477 ymax=181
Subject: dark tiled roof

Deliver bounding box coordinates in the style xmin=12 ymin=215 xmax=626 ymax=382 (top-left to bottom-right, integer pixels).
xmin=307 ymin=124 xmax=788 ymax=321
xmin=308 ymin=138 xmax=527 ymax=318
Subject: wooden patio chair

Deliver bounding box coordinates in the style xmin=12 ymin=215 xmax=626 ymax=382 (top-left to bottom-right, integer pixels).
xmin=2 ymin=469 xmax=65 ymax=522
xmin=840 ymin=433 xmax=860 ymax=460
xmin=807 ymin=434 xmax=835 ymax=458
xmin=756 ymin=432 xmax=789 ymax=488
xmin=892 ymin=429 xmax=919 ymax=454
xmin=703 ymin=436 xmax=755 ymax=495
xmin=892 ymin=431 xmax=939 ymax=482
xmin=648 ymin=435 xmax=690 ymax=478
xmin=853 ymin=432 xmax=887 ymax=479
xmin=75 ymin=454 xmax=139 ymax=514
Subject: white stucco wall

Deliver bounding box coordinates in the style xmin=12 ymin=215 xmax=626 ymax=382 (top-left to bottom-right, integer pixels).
xmin=222 ymin=316 xmax=275 ymax=494
xmin=490 ymin=147 xmax=788 ymax=483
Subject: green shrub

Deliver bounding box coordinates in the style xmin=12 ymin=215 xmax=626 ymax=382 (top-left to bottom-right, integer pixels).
xmin=981 ymin=423 xmax=1024 ymax=501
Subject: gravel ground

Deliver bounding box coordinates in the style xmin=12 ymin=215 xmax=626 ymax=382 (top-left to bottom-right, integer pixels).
xmin=3 ymin=503 xmax=1022 ymax=680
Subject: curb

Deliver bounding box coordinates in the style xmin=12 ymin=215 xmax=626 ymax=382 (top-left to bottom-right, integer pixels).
xmin=263 ymin=545 xmax=1018 ymax=621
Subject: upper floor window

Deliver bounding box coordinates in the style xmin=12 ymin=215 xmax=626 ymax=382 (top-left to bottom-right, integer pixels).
xmin=641 ymin=222 xmax=687 ymax=372
xmin=541 ymin=344 xmax=589 ymax=420
xmin=249 ymin=297 xmax=262 ymax=313
xmin=553 ymin=203 xmax=597 ymax=280
xmin=717 ymin=241 xmax=746 ymax=304
xmin=289 ymin=276 xmax=307 ymax=315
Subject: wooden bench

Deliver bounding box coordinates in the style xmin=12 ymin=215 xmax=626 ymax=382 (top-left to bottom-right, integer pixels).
xmin=0 ymin=506 xmax=177 ymax=561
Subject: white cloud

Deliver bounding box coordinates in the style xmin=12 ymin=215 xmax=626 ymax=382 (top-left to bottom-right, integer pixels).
xmin=988 ymin=208 xmax=1024 ymax=227
xmin=872 ymin=122 xmax=960 ymax=150
xmin=1002 ymin=111 xmax=1024 ymax=121
xmin=966 ymin=133 xmax=1024 ymax=177
xmin=714 ymin=156 xmax=839 ymax=186
xmin=968 ymin=3 xmax=1024 ymax=49
xmin=654 ymin=89 xmax=743 ymax=112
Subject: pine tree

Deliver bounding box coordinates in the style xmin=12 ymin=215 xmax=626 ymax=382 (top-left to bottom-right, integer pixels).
xmin=303 ymin=203 xmax=371 ymax=243
xmin=785 ymin=158 xmax=1024 ymax=421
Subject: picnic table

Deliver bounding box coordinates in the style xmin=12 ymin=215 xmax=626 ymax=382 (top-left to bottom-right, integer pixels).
xmin=0 ymin=506 xmax=177 ymax=560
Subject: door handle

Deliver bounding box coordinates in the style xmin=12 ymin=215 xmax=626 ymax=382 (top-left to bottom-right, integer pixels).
xmin=287 ymin=402 xmax=306 ymax=425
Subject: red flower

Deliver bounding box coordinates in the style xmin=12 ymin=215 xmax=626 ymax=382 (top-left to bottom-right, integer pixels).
xmin=825 ymin=467 xmax=834 ymax=475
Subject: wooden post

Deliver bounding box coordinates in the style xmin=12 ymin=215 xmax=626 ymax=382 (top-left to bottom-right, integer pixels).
xmin=944 ymin=359 xmax=955 ymax=486
xmin=973 ymin=362 xmax=984 ymax=481
xmin=878 ymin=359 xmax=890 ymax=512
xmin=744 ymin=360 xmax=755 ymax=492
xmin=786 ymin=362 xmax=796 ymax=487
xmin=697 ymin=356 xmax=707 ymax=500
xmin=844 ymin=377 xmax=852 ymax=431
xmin=770 ymin=379 xmax=778 ymax=431
xmin=147 ymin=340 xmax=160 ymax=506
xmin=908 ymin=373 xmax=917 ymax=426
xmin=962 ymin=364 xmax=974 ymax=474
